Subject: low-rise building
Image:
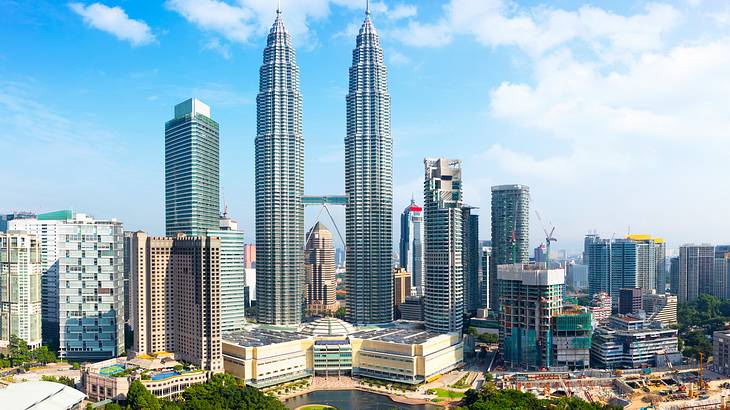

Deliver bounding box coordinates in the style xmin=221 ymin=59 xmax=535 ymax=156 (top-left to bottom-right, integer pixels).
xmin=0 ymin=381 xmax=85 ymax=410
xmin=643 ymin=293 xmax=677 ymax=326
xmin=591 ymin=314 xmax=679 ymax=369
xmin=713 ymin=330 xmax=730 ymax=376
xmin=590 ymin=292 xmax=612 ymax=327
xmin=398 ymin=295 xmax=424 ymax=321
xmin=221 ymin=318 xmax=463 ymax=387
xmin=82 ymin=355 xmax=209 ymax=402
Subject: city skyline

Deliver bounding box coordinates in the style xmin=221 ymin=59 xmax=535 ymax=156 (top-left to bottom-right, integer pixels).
xmin=4 ymin=1 xmax=730 ymax=253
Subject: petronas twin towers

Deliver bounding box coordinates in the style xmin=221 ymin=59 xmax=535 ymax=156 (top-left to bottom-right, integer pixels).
xmin=255 ymin=5 xmax=392 ymax=325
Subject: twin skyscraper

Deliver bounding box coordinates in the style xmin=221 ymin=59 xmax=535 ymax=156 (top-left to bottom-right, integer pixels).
xmin=255 ymin=5 xmax=392 ymax=325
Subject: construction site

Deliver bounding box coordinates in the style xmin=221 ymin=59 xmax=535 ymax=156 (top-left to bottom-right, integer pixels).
xmin=495 ymin=353 xmax=730 ymax=410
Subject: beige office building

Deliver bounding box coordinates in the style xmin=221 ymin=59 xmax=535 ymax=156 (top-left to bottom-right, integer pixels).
xmin=393 ymin=267 xmax=412 ymax=307
xmin=305 ymin=223 xmax=338 ymax=315
xmin=131 ymin=232 xmax=222 ymax=372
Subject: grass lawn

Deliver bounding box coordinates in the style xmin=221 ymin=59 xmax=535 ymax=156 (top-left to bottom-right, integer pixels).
xmin=431 ymin=388 xmax=465 ymax=399
xmin=296 ymin=405 xmax=337 ymax=410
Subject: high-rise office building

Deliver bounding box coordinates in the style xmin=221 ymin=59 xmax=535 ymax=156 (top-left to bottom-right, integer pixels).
xmin=463 ymin=207 xmax=480 ymax=313
xmin=678 ymin=244 xmax=715 ymax=303
xmin=618 ymin=288 xmax=643 ymax=314
xmin=499 ymin=263 xmax=564 ymax=370
xmin=8 ymin=210 xmax=72 ymax=344
xmin=130 ymin=232 xmax=222 ymax=372
xmin=714 ymin=246 xmax=730 ymax=300
xmin=424 ymin=158 xmax=463 ymax=334
xmin=244 ymin=244 xmax=256 ymax=269
xmin=393 ymin=268 xmax=412 ymax=309
xmin=165 ymin=98 xmax=220 ymax=237
xmin=480 ymin=245 xmax=491 ymax=309
xmin=208 ymin=214 xmax=246 ymax=332
xmin=58 ymin=214 xmax=124 ymax=361
xmin=587 ymin=234 xmax=663 ymax=306
xmin=490 ymin=185 xmax=529 ymax=313
xmin=590 ymin=291 xmax=612 ymax=326
xmin=345 ymin=6 xmax=392 ymax=325
xmin=669 ymin=256 xmax=680 ymax=295
xmin=255 ymin=8 xmax=304 ymax=326
xmin=399 ymin=200 xmax=424 ymax=295
xmin=0 ymin=212 xmax=36 ymax=232
xmin=0 ymin=232 xmax=42 ymax=349
xmin=305 ymin=223 xmax=337 ymax=315
xmin=123 ymin=231 xmax=133 ymax=327
xmin=624 ymin=234 xmax=664 ymax=294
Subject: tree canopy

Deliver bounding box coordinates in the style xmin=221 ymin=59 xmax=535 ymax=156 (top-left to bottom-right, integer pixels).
xmin=456 ymin=384 xmax=619 ymax=410
xmin=677 ymin=293 xmax=730 ymax=359
xmin=114 ymin=374 xmax=286 ymax=410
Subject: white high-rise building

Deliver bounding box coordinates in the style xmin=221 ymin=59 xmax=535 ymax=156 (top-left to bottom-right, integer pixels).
xmin=0 ymin=232 xmax=42 ymax=349
xmin=208 ymin=214 xmax=246 ymax=332
xmin=58 ymin=214 xmax=124 ymax=360
xmin=424 ymin=158 xmax=464 ymax=334
xmin=9 ymin=210 xmax=72 ymax=344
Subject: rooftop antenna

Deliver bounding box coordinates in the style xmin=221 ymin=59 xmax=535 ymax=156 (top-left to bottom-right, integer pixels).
xmin=366 ymin=0 xmax=370 ymax=15
xmin=277 ymin=0 xmax=281 ymax=14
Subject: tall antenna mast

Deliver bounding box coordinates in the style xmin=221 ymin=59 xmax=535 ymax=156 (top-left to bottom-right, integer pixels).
xmin=277 ymin=0 xmax=281 ymax=14
xmin=366 ymin=0 xmax=370 ymax=15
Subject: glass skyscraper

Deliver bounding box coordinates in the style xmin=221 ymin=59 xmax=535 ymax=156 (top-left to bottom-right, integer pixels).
xmin=255 ymin=8 xmax=304 ymax=325
xmin=345 ymin=7 xmax=393 ymax=325
xmin=399 ymin=200 xmax=423 ymax=295
xmin=165 ymin=98 xmax=220 ymax=237
xmin=490 ymin=184 xmax=529 ymax=313
xmin=462 ymin=207 xmax=480 ymax=313
xmin=424 ymin=158 xmax=464 ymax=334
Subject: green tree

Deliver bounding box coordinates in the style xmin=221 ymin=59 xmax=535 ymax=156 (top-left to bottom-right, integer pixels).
xmin=104 ymin=404 xmax=124 ymax=410
xmin=31 ymin=346 xmax=57 ymax=364
xmin=9 ymin=335 xmax=30 ymax=367
xmin=181 ymin=373 xmax=286 ymax=410
xmin=127 ymin=380 xmax=161 ymax=410
xmin=41 ymin=375 xmax=75 ymax=387
xmin=334 ymin=307 xmax=346 ymax=320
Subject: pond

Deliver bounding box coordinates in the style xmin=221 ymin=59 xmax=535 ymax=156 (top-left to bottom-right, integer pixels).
xmin=284 ymin=389 xmax=441 ymax=410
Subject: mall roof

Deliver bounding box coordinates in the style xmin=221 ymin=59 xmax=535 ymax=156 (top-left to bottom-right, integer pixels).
xmin=223 ymin=327 xmax=308 ymax=347
xmin=0 ymin=381 xmax=86 ymax=410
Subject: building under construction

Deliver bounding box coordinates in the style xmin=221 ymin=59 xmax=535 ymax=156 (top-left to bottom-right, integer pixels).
xmin=552 ymin=308 xmax=593 ymax=370
xmin=499 ymin=263 xmax=593 ymax=370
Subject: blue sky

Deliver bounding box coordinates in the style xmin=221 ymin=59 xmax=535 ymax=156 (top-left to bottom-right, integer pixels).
xmin=2 ymin=0 xmax=730 ymax=253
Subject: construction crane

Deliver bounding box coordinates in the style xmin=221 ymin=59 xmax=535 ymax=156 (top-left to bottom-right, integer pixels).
xmin=699 ymin=352 xmax=708 ymax=390
xmin=535 ymin=210 xmax=557 ymax=266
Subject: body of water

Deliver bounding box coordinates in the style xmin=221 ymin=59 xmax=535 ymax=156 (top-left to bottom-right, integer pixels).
xmin=284 ymin=389 xmax=441 ymax=410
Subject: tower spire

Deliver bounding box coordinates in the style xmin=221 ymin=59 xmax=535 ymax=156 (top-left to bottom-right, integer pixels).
xmin=366 ymin=0 xmax=370 ymax=15
xmin=277 ymin=0 xmax=281 ymax=14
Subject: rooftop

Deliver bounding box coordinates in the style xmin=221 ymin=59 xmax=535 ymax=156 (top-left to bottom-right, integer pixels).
xmin=350 ymin=327 xmax=445 ymax=344
xmin=0 ymin=381 xmax=85 ymax=410
xmin=300 ymin=317 xmax=357 ymax=336
xmin=223 ymin=327 xmax=308 ymax=347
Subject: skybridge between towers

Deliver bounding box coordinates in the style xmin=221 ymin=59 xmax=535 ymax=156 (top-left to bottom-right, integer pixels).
xmin=302 ymin=195 xmax=348 ymax=254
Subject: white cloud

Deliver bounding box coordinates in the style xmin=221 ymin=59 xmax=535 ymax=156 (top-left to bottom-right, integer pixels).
xmin=165 ymin=0 xmax=254 ymax=43
xmin=68 ymin=2 xmax=156 ymax=46
xmin=166 ymin=0 xmax=417 ymax=50
xmin=387 ymin=4 xmax=417 ymax=20
xmin=202 ymin=37 xmax=232 ymax=59
xmin=388 ymin=49 xmax=410 ymax=65
xmin=394 ymin=0 xmax=680 ymax=57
